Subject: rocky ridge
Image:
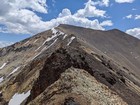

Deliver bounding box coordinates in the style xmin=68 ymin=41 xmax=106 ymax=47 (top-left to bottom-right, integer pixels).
xmin=0 ymin=24 xmax=140 ymax=105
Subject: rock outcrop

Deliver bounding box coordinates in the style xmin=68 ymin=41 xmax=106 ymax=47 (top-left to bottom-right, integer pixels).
xmin=27 ymin=68 xmax=127 ymax=105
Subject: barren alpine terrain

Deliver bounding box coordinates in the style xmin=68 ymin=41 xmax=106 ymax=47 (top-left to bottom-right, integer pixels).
xmin=0 ymin=24 xmax=140 ymax=105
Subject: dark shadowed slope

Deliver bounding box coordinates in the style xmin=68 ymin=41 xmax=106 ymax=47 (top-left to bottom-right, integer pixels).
xmin=57 ymin=24 xmax=140 ymax=79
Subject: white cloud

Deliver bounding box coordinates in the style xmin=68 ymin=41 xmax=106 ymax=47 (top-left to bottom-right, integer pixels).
xmin=11 ymin=0 xmax=47 ymax=13
xmin=58 ymin=9 xmax=72 ymax=18
xmin=41 ymin=2 xmax=113 ymax=31
xmin=124 ymin=14 xmax=140 ymax=20
xmin=102 ymin=0 xmax=110 ymax=6
xmin=93 ymin=0 xmax=110 ymax=7
xmin=126 ymin=14 xmax=132 ymax=19
xmin=0 ymin=0 xmax=47 ymax=34
xmin=44 ymin=15 xmax=105 ymax=30
xmin=135 ymin=15 xmax=140 ymax=20
xmin=74 ymin=0 xmax=106 ymax=18
xmin=115 ymin=0 xmax=134 ymax=3
xmin=0 ymin=41 xmax=13 ymax=48
xmin=126 ymin=28 xmax=140 ymax=39
xmin=125 ymin=14 xmax=133 ymax=19
xmin=0 ymin=0 xmax=113 ymax=35
xmin=100 ymin=20 xmax=113 ymax=26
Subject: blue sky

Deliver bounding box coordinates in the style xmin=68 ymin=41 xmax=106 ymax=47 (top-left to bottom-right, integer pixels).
xmin=0 ymin=0 xmax=140 ymax=47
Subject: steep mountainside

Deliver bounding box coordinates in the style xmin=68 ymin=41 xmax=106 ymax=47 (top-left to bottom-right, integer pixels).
xmin=0 ymin=24 xmax=140 ymax=105
xmin=57 ymin=25 xmax=140 ymax=78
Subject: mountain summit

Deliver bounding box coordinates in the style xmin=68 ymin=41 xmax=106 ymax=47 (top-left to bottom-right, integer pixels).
xmin=0 ymin=24 xmax=140 ymax=105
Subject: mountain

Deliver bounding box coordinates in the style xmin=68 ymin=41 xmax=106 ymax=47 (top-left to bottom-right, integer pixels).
xmin=0 ymin=24 xmax=140 ymax=105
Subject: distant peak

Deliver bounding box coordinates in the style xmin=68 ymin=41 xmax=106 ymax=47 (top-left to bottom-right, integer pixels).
xmin=107 ymin=28 xmax=126 ymax=34
xmin=109 ymin=29 xmax=121 ymax=32
xmin=57 ymin=24 xmax=74 ymax=28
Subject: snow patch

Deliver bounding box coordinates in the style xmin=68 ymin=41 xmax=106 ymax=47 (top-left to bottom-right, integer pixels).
xmin=41 ymin=28 xmax=65 ymax=47
xmin=8 ymin=90 xmax=30 ymax=105
xmin=0 ymin=63 xmax=7 ymax=70
xmin=9 ymin=67 xmax=20 ymax=76
xmin=36 ymin=28 xmax=64 ymax=52
xmin=46 ymin=29 xmax=59 ymax=42
xmin=51 ymin=28 xmax=64 ymax=35
xmin=33 ymin=39 xmax=38 ymax=43
xmin=46 ymin=38 xmax=58 ymax=50
xmin=45 ymin=34 xmax=57 ymax=42
xmin=59 ymin=31 xmax=64 ymax=35
xmin=67 ymin=36 xmax=75 ymax=46
xmin=51 ymin=27 xmax=64 ymax=35
xmin=51 ymin=28 xmax=58 ymax=34
xmin=32 ymin=38 xmax=58 ymax=60
xmin=35 ymin=46 xmax=42 ymax=52
xmin=41 ymin=38 xmax=58 ymax=53
xmin=24 ymin=41 xmax=29 ymax=45
xmin=63 ymin=34 xmax=68 ymax=39
xmin=42 ymin=39 xmax=50 ymax=46
xmin=0 ymin=77 xmax=4 ymax=83
xmin=31 ymin=52 xmax=42 ymax=60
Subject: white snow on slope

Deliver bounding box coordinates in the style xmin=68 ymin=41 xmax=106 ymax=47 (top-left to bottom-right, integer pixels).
xmin=24 ymin=41 xmax=30 ymax=45
xmin=9 ymin=67 xmax=20 ymax=76
xmin=44 ymin=34 xmax=57 ymax=43
xmin=45 ymin=28 xmax=62 ymax=43
xmin=8 ymin=90 xmax=30 ymax=105
xmin=63 ymin=34 xmax=68 ymax=39
xmin=0 ymin=77 xmax=4 ymax=83
xmin=52 ymin=28 xmax=58 ymax=34
xmin=67 ymin=36 xmax=75 ymax=46
xmin=33 ymin=39 xmax=38 ymax=43
xmin=52 ymin=28 xmax=64 ymax=37
xmin=0 ymin=63 xmax=7 ymax=70
xmin=32 ymin=38 xmax=58 ymax=60
xmin=52 ymin=28 xmax=64 ymax=35
xmin=35 ymin=46 xmax=42 ymax=52
xmin=36 ymin=28 xmax=59 ymax=51
xmin=36 ymin=28 xmax=64 ymax=51
xmin=46 ymin=38 xmax=58 ymax=50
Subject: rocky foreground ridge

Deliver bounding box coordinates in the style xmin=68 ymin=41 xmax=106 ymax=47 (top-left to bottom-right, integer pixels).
xmin=0 ymin=24 xmax=140 ymax=105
